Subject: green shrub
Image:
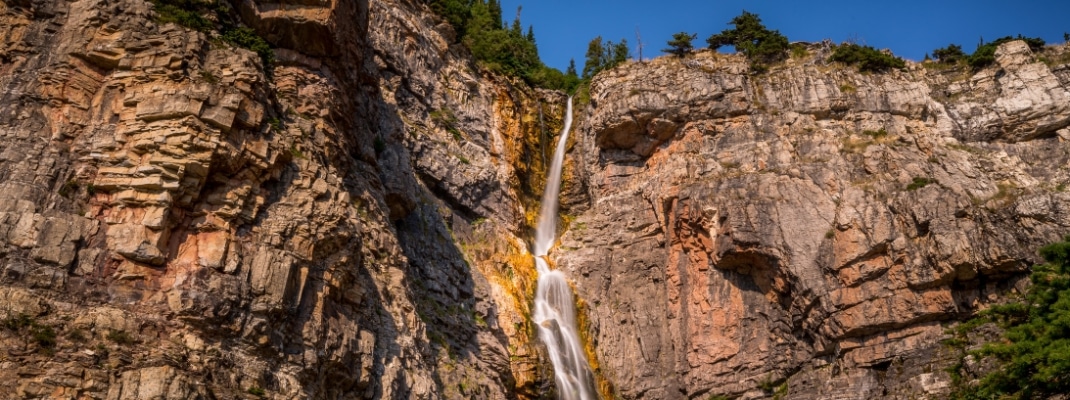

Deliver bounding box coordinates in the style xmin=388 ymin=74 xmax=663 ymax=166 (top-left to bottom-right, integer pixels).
xmin=221 ymin=26 xmax=274 ymax=67
xmin=862 ymin=128 xmax=888 ymax=139
xmin=67 ymin=328 xmax=87 ymax=342
xmin=151 ymin=0 xmax=217 ymax=32
xmin=2 ymin=313 xmax=33 ymax=331
xmin=150 ymin=0 xmax=275 ymax=70
xmin=31 ymin=324 xmax=57 ymax=349
xmin=932 ymin=44 xmax=965 ymax=64
xmin=267 ymin=117 xmax=282 ymax=132
xmin=829 ymin=43 xmax=906 ymax=73
xmin=906 ymin=177 xmax=935 ymax=191
xmin=199 ymin=70 xmax=218 ymax=84
xmin=289 ymin=145 xmax=305 ymax=160
xmin=526 ymin=64 xmax=580 ymax=93
xmin=58 ymin=180 xmax=79 ymax=198
xmin=3 ymin=315 xmax=57 ymax=353
xmin=757 ymin=375 xmax=779 ymax=392
xmin=430 ymin=109 xmax=461 ymax=140
xmin=967 ymin=35 xmax=1045 ymax=69
xmin=106 ymin=330 xmax=136 ymax=345
xmin=949 ymin=236 xmax=1070 ymax=399
xmin=707 ymin=11 xmax=790 ymax=70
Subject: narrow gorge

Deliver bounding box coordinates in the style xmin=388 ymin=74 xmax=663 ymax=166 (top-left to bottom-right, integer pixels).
xmin=0 ymin=0 xmax=1068 ymax=399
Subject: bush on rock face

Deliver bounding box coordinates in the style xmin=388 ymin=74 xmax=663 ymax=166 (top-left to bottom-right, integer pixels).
xmin=967 ymin=35 xmax=1045 ymax=69
xmin=932 ymin=44 xmax=966 ymax=64
xmin=829 ymin=43 xmax=906 ymax=73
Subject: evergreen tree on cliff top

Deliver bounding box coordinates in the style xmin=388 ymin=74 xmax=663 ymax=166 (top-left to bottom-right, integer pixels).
xmin=663 ymin=32 xmax=697 ymax=58
xmin=706 ymin=11 xmax=789 ymax=69
xmin=423 ymin=0 xmax=580 ymax=92
xmin=583 ymin=36 xmax=631 ymax=79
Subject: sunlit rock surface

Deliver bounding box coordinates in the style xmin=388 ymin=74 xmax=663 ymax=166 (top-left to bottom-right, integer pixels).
xmin=1 ymin=0 xmax=1069 ymax=398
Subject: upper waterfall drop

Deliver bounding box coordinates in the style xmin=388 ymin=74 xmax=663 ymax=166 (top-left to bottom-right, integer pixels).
xmin=532 ymin=97 xmax=598 ymax=400
xmin=533 ymin=97 xmax=572 ymax=261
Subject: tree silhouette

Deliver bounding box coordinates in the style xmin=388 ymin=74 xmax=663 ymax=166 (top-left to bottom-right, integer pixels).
xmin=663 ymin=32 xmax=697 ymax=57
xmin=706 ymin=11 xmax=789 ymax=69
xmin=932 ymin=44 xmax=965 ymax=64
xmin=583 ymin=36 xmax=605 ymax=78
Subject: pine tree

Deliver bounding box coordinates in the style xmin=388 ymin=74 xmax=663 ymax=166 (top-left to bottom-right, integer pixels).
xmin=427 ymin=0 xmax=472 ymax=37
xmin=603 ymin=39 xmax=616 ymax=66
xmin=487 ymin=0 xmax=503 ymax=29
xmin=949 ymin=236 xmax=1070 ymax=399
xmin=613 ymin=39 xmax=629 ymax=65
xmin=510 ymin=5 xmax=522 ymax=35
xmin=426 ymin=0 xmax=575 ymax=92
xmin=706 ymin=11 xmax=789 ymax=69
xmin=663 ymin=32 xmax=697 ymax=57
xmin=563 ymin=58 xmax=580 ymax=94
xmin=583 ymin=36 xmax=605 ymax=78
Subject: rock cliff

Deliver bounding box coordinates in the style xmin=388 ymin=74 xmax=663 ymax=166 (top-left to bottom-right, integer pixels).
xmin=557 ymin=41 xmax=1070 ymax=399
xmin=1 ymin=0 xmax=1068 ymax=399
xmin=0 ymin=0 xmax=560 ymax=398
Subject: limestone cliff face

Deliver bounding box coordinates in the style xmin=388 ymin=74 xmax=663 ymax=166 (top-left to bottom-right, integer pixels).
xmin=0 ymin=0 xmax=560 ymax=398
xmin=556 ymin=41 xmax=1070 ymax=399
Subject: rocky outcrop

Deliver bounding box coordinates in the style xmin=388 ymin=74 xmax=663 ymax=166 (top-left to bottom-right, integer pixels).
xmin=557 ymin=41 xmax=1070 ymax=399
xmin=0 ymin=0 xmax=563 ymax=398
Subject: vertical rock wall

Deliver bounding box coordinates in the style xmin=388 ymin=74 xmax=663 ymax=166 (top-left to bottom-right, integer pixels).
xmin=557 ymin=42 xmax=1070 ymax=399
xmin=0 ymin=0 xmax=562 ymax=398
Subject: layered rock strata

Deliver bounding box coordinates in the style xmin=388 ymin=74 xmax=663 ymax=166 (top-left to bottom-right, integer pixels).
xmin=0 ymin=0 xmax=560 ymax=398
xmin=556 ymin=41 xmax=1070 ymax=399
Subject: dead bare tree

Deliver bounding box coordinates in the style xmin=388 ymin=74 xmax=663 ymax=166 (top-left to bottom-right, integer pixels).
xmin=635 ymin=26 xmax=645 ymax=62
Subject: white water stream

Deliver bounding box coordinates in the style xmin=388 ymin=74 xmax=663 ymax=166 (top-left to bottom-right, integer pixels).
xmin=532 ymin=98 xmax=598 ymax=400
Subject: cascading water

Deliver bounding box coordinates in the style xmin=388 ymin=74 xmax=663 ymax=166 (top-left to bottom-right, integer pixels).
xmin=533 ymin=98 xmax=598 ymax=400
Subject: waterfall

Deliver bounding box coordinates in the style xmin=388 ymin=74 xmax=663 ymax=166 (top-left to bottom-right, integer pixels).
xmin=533 ymin=98 xmax=598 ymax=400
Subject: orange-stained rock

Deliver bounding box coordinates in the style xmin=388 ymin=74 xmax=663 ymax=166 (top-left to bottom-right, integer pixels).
xmin=556 ymin=41 xmax=1070 ymax=399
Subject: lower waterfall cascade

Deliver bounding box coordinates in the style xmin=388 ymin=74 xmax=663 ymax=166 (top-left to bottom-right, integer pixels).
xmin=532 ymin=97 xmax=599 ymax=400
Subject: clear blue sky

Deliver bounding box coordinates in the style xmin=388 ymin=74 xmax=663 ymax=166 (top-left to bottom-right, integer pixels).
xmin=500 ymin=0 xmax=1070 ymax=71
